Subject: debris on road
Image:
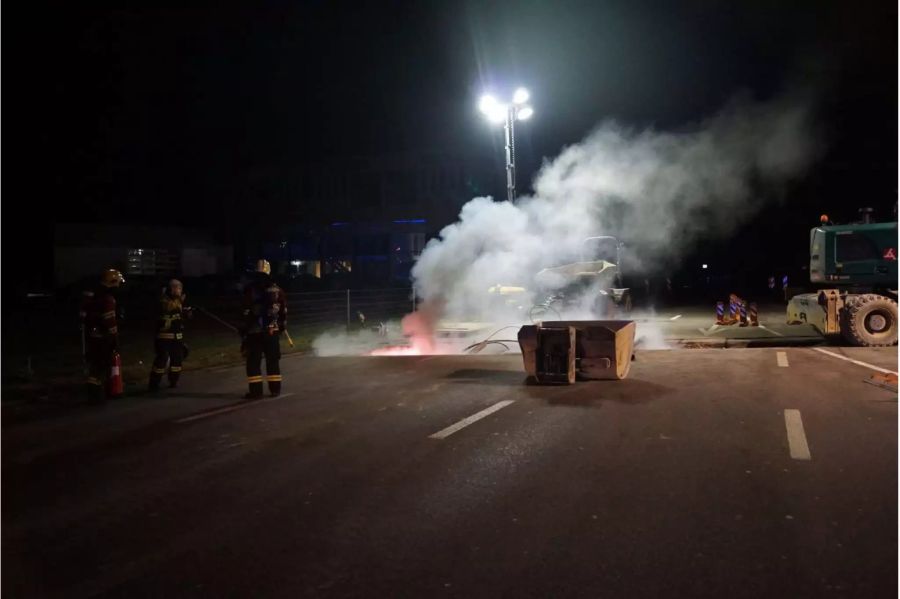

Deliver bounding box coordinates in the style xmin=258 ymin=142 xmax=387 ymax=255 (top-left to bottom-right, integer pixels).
xmin=863 ymin=372 xmax=898 ymax=393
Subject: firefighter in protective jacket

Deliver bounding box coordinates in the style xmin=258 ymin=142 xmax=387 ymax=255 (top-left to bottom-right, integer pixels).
xmin=80 ymin=268 xmax=124 ymax=401
xmin=148 ymin=279 xmax=191 ymax=391
xmin=240 ymin=260 xmax=287 ymax=398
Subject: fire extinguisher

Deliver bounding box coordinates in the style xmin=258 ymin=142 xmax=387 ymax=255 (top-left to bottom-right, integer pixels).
xmin=108 ymin=351 xmax=124 ymax=398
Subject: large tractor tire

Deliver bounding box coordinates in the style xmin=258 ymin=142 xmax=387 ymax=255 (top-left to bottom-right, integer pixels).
xmin=841 ymin=294 xmax=898 ymax=347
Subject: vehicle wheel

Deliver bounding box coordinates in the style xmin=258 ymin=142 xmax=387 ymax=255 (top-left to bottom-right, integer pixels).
xmin=842 ymin=294 xmax=898 ymax=347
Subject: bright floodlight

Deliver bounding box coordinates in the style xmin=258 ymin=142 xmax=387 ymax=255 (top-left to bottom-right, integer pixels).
xmin=479 ymin=94 xmax=498 ymax=115
xmin=479 ymin=94 xmax=507 ymax=124
xmin=517 ymin=106 xmax=534 ymax=120
xmin=488 ymin=105 xmax=508 ymax=123
xmin=702 ymin=264 xmax=708 ymax=269
xmin=513 ymin=87 xmax=530 ymax=104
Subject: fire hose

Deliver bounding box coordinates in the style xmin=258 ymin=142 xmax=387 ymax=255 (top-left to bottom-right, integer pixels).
xmin=463 ymin=325 xmax=521 ymax=354
xmin=195 ymin=306 xmax=294 ymax=349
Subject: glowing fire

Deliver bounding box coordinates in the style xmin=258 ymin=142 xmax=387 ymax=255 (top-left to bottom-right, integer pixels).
xmin=368 ymin=345 xmax=423 ymax=356
xmin=367 ymin=307 xmax=438 ymax=356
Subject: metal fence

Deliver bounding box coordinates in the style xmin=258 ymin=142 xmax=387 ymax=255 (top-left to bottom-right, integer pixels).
xmin=8 ymin=287 xmax=419 ymax=344
xmin=291 ymin=287 xmax=417 ymax=328
xmin=194 ymin=287 xmax=418 ymax=331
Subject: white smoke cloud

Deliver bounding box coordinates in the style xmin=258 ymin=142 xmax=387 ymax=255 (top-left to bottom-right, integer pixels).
xmin=312 ymin=89 xmax=819 ymax=355
xmin=411 ymin=90 xmax=819 ymax=328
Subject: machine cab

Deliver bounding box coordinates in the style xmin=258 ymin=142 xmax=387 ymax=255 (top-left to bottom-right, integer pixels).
xmin=810 ymin=222 xmax=898 ymax=286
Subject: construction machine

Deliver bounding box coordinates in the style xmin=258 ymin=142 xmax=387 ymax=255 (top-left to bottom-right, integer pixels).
xmin=786 ymin=208 xmax=898 ymax=346
xmin=531 ymin=236 xmax=632 ymax=319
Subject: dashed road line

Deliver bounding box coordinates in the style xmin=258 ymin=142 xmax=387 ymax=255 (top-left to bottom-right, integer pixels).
xmin=812 ymin=348 xmax=897 ymax=375
xmin=669 ymin=314 xmax=682 ymax=321
xmin=175 ymin=393 xmax=295 ymax=423
xmin=758 ymin=325 xmax=784 ymax=337
xmin=429 ymin=400 xmax=515 ymax=440
xmin=784 ymin=409 xmax=811 ymax=460
xmin=776 ymin=351 xmax=789 ymax=367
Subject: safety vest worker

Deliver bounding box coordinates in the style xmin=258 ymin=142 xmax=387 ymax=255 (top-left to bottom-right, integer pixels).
xmin=148 ymin=279 xmax=192 ymax=392
xmin=80 ymin=268 xmax=124 ymax=402
xmin=240 ymin=260 xmax=288 ymax=399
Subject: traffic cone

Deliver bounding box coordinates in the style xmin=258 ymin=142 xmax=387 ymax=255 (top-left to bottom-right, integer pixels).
xmin=739 ymin=301 xmax=748 ymax=327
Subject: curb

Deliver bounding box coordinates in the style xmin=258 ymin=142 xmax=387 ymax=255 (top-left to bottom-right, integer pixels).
xmin=674 ymin=337 xmax=824 ymax=349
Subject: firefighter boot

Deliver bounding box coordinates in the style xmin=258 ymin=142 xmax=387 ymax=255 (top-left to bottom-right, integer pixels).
xmin=168 ymin=367 xmax=182 ymax=388
xmin=244 ymin=335 xmax=265 ymax=399
xmin=86 ymin=379 xmax=106 ymax=404
xmin=244 ymin=378 xmax=264 ymax=399
xmin=267 ymin=374 xmax=282 ymax=397
xmin=148 ymin=368 xmax=165 ymax=392
xmin=168 ymin=341 xmax=184 ymax=388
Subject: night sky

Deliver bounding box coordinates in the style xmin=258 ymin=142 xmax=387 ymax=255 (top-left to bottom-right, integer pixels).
xmin=6 ymin=0 xmax=897 ymax=286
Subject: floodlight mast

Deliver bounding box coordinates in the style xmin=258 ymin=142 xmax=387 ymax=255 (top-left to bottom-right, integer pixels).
xmin=479 ymin=89 xmax=533 ymax=203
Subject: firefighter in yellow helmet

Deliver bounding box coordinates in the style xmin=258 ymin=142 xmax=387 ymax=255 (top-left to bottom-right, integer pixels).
xmin=79 ymin=268 xmax=125 ymax=402
xmin=239 ymin=259 xmax=287 ymax=398
xmin=148 ymin=278 xmax=192 ymax=392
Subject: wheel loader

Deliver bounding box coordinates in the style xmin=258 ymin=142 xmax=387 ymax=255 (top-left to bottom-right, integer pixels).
xmin=486 ymin=236 xmax=631 ymax=321
xmin=786 ymin=209 xmax=898 ymax=346
xmin=531 ymin=236 xmax=632 ymax=319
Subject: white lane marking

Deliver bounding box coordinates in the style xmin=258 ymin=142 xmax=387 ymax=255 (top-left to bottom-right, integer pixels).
xmin=812 ymin=347 xmax=898 ymax=375
xmin=784 ymin=409 xmax=811 ymax=461
xmin=699 ymin=325 xmax=726 ymax=336
xmin=758 ymin=325 xmax=784 ymax=337
xmin=175 ymin=393 xmax=295 ymax=423
xmin=429 ymin=400 xmax=515 ymax=440
xmin=777 ymin=351 xmax=789 ymax=367
xmin=669 ymin=314 xmax=682 ymax=321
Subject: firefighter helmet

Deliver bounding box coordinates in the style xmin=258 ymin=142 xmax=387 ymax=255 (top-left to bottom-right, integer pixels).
xmin=101 ymin=269 xmax=125 ymax=288
xmin=256 ymin=259 xmax=271 ymax=275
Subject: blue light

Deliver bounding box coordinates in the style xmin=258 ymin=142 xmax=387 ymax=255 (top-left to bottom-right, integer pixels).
xmin=330 ymin=222 xmax=349 ymax=227
xmin=393 ymin=219 xmax=426 ymax=224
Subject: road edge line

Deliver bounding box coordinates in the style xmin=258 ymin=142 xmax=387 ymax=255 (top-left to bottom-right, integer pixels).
xmin=812 ymin=347 xmax=897 ymax=375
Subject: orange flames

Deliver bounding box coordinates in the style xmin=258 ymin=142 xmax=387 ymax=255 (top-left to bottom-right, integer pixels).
xmin=368 ymin=345 xmax=423 ymax=356
xmin=367 ymin=300 xmax=440 ymax=357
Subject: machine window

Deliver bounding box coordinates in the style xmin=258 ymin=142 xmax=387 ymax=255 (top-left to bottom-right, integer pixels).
xmin=835 ymin=234 xmax=880 ymax=262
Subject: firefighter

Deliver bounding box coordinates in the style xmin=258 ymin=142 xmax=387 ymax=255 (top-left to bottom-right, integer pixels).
xmin=148 ymin=279 xmax=192 ymax=392
xmin=80 ymin=268 xmax=125 ymax=402
xmin=240 ymin=259 xmax=287 ymax=398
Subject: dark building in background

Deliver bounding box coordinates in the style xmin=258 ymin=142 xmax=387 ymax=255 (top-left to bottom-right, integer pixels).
xmin=53 ymin=224 xmax=234 ymax=288
xmin=240 ymin=150 xmax=491 ymax=288
xmin=261 ymin=220 xmax=428 ymax=290
xmin=242 ymin=150 xmax=490 ymax=223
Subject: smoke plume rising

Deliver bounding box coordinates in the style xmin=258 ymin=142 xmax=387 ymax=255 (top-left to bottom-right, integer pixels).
xmin=312 ymin=90 xmax=819 ymax=355
xmin=411 ymin=90 xmax=819 ymax=329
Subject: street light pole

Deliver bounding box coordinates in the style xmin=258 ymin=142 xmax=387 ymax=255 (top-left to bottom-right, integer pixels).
xmin=479 ymin=88 xmax=533 ymax=204
xmin=504 ymin=105 xmax=516 ymax=203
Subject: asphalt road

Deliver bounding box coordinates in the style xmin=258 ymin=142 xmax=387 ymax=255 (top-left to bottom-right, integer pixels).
xmin=3 ymin=345 xmax=897 ymax=598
